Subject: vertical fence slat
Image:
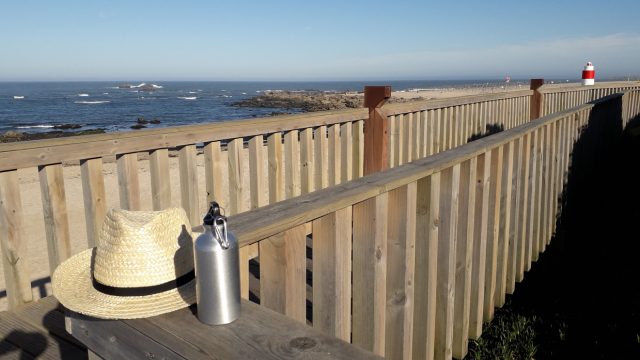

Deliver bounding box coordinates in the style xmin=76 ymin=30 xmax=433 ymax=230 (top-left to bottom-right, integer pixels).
xmin=116 ymin=153 xmax=140 ymax=210
xmin=532 ymin=128 xmax=544 ymax=261
xmin=469 ymin=151 xmax=491 ymax=339
xmin=353 ymin=193 xmax=388 ymax=356
xmin=0 ymin=170 xmax=32 ymax=309
xmin=495 ymin=141 xmax=514 ymax=307
xmin=313 ymin=127 xmax=328 ymax=191
xmin=249 ymin=135 xmax=267 ymax=209
xmin=38 ymin=163 xmax=71 ymax=276
xmin=420 ymin=111 xmax=428 ymax=158
xmin=328 ymin=124 xmax=341 ymax=186
xmin=149 ymin=148 xmax=171 ymax=210
xmin=299 ymin=129 xmax=314 ymax=195
xmin=259 ymin=224 xmax=307 ymax=323
xmin=80 ymin=158 xmax=107 ymax=248
xmin=228 ymin=138 xmax=249 ymax=299
xmin=353 ymin=120 xmax=364 ymax=179
xmin=548 ymin=121 xmax=559 ymax=240
xmin=506 ymin=138 xmax=522 ymax=294
xmin=412 ymin=173 xmax=440 ymax=360
xmin=385 ymin=182 xmax=417 ymax=360
xmin=268 ymin=132 xmax=284 ymax=203
xmin=284 ymin=130 xmax=301 ymax=199
xmin=516 ymin=133 xmax=531 ymax=281
xmin=204 ymin=141 xmax=224 ymax=205
xmin=388 ymin=115 xmax=396 ymax=168
xmin=402 ymin=113 xmax=411 ymax=164
xmin=453 ymin=158 xmax=477 ymax=359
xmin=435 ymin=164 xmax=460 ymax=360
xmin=539 ymin=125 xmax=551 ymax=253
xmin=340 ymin=122 xmax=353 ymax=183
xmin=411 ymin=112 xmax=420 ymax=161
xmin=484 ymin=146 xmax=503 ymax=321
xmin=313 ymin=206 xmax=352 ymax=341
xmin=178 ymin=145 xmax=200 ymax=226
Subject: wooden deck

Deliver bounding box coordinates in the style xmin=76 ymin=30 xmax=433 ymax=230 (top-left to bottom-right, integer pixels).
xmin=0 ymin=297 xmax=87 ymax=359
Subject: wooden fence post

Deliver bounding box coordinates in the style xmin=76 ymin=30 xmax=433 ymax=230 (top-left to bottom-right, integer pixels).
xmin=364 ymin=86 xmax=391 ymax=175
xmin=530 ymin=79 xmax=544 ymax=121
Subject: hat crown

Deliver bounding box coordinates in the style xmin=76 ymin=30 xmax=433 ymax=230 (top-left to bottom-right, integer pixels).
xmin=93 ymin=206 xmax=194 ymax=288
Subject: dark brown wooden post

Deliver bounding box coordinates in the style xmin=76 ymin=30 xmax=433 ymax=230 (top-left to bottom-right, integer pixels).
xmin=363 ymin=86 xmax=391 ymax=175
xmin=530 ymin=79 xmax=544 ymax=121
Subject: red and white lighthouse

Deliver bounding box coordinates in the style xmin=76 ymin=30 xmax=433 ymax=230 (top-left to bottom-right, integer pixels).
xmin=582 ymin=62 xmax=595 ymax=86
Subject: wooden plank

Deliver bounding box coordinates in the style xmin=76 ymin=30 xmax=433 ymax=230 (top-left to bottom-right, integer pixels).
xmin=178 ymin=145 xmax=200 ymax=226
xmin=395 ymin=114 xmax=404 ymax=166
xmin=116 ymin=153 xmax=140 ymax=210
xmin=469 ymin=151 xmax=491 ymax=339
xmin=434 ymin=109 xmax=442 ymax=154
xmin=313 ymin=127 xmax=328 ymax=191
xmin=299 ymin=129 xmax=314 ymax=194
xmin=483 ymin=146 xmax=503 ymax=321
xmin=387 ymin=115 xmax=396 ymax=168
xmin=38 ymin=163 xmax=71 ymax=276
xmin=495 ymin=141 xmax=514 ymax=307
xmin=249 ymin=136 xmax=267 ymax=209
xmin=506 ymin=138 xmax=522 ymax=294
xmin=328 ymin=124 xmax=341 ymax=186
xmin=268 ymin=132 xmax=284 ymax=204
xmin=539 ymin=125 xmax=550 ymax=253
xmin=312 ymin=207 xmax=352 ymax=341
xmin=412 ymin=174 xmax=439 ymax=360
xmin=353 ymin=120 xmax=364 ymax=179
xmin=352 ymin=193 xmax=388 ymax=356
xmin=452 ymin=158 xmax=477 ymax=359
xmin=402 ymin=113 xmax=412 ymax=163
xmin=284 ymin=130 xmax=301 ymax=199
xmin=259 ymin=224 xmax=307 ymax=323
xmin=0 ymin=170 xmax=32 ymax=309
xmin=426 ymin=110 xmax=435 ymax=157
xmin=384 ymin=183 xmax=417 ymax=360
xmin=228 ymin=138 xmax=245 ymax=214
xmin=203 ymin=141 xmax=224 ymax=205
xmin=434 ymin=165 xmax=460 ymax=360
xmin=547 ymin=122 xmax=558 ymax=242
xmin=0 ymin=340 xmax=36 ymax=360
xmin=80 ymin=158 xmax=106 ymax=248
xmin=531 ymin=128 xmax=544 ymax=261
xmin=340 ymin=122 xmax=353 ymax=183
xmin=0 ymin=311 xmax=87 ymax=359
xmin=149 ymin=148 xmax=171 ymax=210
xmin=516 ymin=134 xmax=530 ymax=281
xmin=411 ymin=112 xmax=420 ymax=161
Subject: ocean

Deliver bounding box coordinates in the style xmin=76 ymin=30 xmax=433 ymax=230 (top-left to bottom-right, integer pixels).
xmin=0 ymin=80 xmax=533 ymax=134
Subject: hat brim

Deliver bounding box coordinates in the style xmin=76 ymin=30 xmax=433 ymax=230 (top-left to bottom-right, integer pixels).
xmin=52 ymin=248 xmax=196 ymax=320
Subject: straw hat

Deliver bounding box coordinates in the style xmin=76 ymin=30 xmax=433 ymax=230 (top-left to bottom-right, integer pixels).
xmin=52 ymin=206 xmax=197 ymax=319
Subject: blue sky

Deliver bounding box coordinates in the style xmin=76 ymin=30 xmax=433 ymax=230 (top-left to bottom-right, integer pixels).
xmin=1 ymin=0 xmax=639 ymax=81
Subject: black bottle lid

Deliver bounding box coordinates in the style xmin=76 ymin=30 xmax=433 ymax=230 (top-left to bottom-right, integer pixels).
xmin=203 ymin=202 xmax=222 ymax=226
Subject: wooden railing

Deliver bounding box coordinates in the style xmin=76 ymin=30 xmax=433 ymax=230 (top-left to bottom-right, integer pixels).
xmin=0 ymin=83 xmax=636 ymax=313
xmin=224 ymin=89 xmax=640 ymax=360
xmin=538 ymin=82 xmax=640 ymax=116
xmin=0 ymin=89 xmax=532 ymax=311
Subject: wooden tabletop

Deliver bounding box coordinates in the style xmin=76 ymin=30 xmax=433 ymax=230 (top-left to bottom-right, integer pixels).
xmin=70 ymin=299 xmax=385 ymax=360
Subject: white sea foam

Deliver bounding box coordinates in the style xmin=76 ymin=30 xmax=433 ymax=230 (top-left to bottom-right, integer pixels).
xmin=77 ymin=94 xmax=89 ymax=97
xmin=178 ymin=97 xmax=197 ymax=100
xmin=16 ymin=125 xmax=54 ymax=129
xmin=242 ymin=93 xmax=246 ymax=94
xmin=74 ymin=101 xmax=110 ymax=104
xmin=189 ymin=92 xmax=197 ymax=93
xmin=103 ymin=93 xmax=108 ymax=94
xmin=14 ymin=96 xmax=24 ymax=99
xmin=131 ymin=83 xmax=163 ymax=88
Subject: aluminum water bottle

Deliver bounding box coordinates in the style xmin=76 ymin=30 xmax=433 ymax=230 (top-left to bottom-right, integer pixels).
xmin=194 ymin=202 xmax=241 ymax=325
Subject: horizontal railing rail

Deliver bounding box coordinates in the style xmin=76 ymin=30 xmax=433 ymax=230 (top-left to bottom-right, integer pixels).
xmin=223 ymin=89 xmax=640 ymax=360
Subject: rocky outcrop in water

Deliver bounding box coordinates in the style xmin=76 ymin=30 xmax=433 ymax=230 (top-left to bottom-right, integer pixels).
xmin=231 ymin=91 xmax=427 ymax=112
xmin=53 ymin=124 xmax=83 ymax=129
xmin=0 ymin=129 xmax=106 ymax=143
xmin=119 ymin=83 xmax=131 ymax=88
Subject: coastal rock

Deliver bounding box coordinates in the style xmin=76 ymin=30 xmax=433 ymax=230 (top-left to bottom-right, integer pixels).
xmin=1 ymin=131 xmax=25 ymax=142
xmin=119 ymin=83 xmax=131 ymax=88
xmin=137 ymin=118 xmax=148 ymax=124
xmin=53 ymin=123 xmax=83 ymax=129
xmin=0 ymin=129 xmax=106 ymax=143
xmin=150 ymin=119 xmax=161 ymax=124
xmin=231 ymin=91 xmax=427 ymax=113
xmin=131 ymin=124 xmax=146 ymax=130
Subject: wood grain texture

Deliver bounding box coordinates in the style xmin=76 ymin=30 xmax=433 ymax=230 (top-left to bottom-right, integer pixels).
xmin=268 ymin=132 xmax=284 ymax=204
xmin=352 ymin=120 xmax=364 ymax=179
xmin=434 ymin=165 xmax=460 ymax=360
xmin=387 ymin=115 xmax=396 ymax=169
xmin=385 ymin=183 xmax=417 ymax=360
xmin=328 ymin=124 xmax=341 ymax=186
xmin=259 ymin=224 xmax=307 ymax=323
xmin=452 ymin=158 xmax=477 ymax=359
xmin=284 ymin=130 xmax=301 ymax=199
xmin=483 ymin=146 xmax=503 ymax=322
xmin=312 ymin=207 xmax=352 ymax=342
xmin=314 ymin=126 xmax=328 ymax=190
xmin=495 ymin=141 xmax=514 ymax=307
xmin=352 ymin=193 xmax=388 ymax=356
xmin=299 ymin=129 xmax=314 ymax=194
xmin=178 ymin=145 xmax=200 ymax=226
xmin=469 ymin=151 xmax=491 ymax=339
xmin=0 ymin=170 xmax=32 ymax=309
xmin=516 ymin=134 xmax=531 ymax=281
xmin=506 ymin=138 xmax=522 ymax=294
xmin=149 ymin=148 xmax=171 ymax=210
xmin=249 ymin=136 xmax=267 ymax=209
xmin=80 ymin=158 xmax=107 ymax=248
xmin=412 ymin=174 xmax=439 ymax=360
xmin=340 ymin=122 xmax=353 ymax=183
xmin=38 ymin=163 xmax=71 ymax=276
xmin=203 ymin=141 xmax=223 ymax=205
xmin=116 ymin=153 xmax=140 ymax=211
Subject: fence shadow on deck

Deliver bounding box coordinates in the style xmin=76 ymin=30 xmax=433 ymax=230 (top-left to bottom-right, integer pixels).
xmin=486 ymin=98 xmax=640 ymax=359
